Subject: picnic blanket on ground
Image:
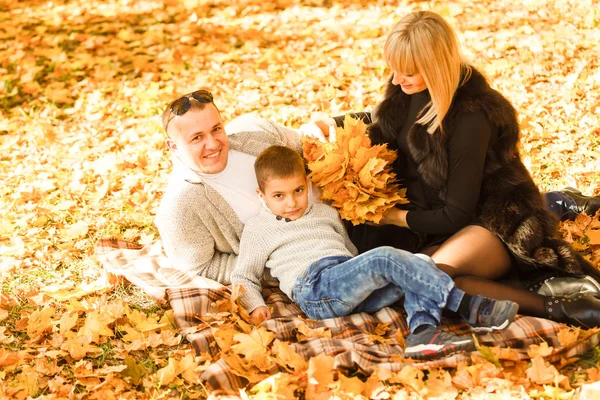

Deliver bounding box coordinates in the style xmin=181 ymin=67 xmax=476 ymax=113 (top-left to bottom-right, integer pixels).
xmin=96 ymin=238 xmax=600 ymax=397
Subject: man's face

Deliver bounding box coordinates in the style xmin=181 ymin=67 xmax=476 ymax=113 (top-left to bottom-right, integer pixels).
xmin=166 ymin=104 xmax=229 ymax=174
xmin=258 ymin=175 xmax=309 ymax=221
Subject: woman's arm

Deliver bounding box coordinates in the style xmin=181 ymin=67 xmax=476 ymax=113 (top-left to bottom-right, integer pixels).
xmin=332 ymin=112 xmax=373 ymax=127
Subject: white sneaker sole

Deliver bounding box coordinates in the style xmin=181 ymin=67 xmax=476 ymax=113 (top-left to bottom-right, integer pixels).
xmin=405 ymin=338 xmax=473 ymax=353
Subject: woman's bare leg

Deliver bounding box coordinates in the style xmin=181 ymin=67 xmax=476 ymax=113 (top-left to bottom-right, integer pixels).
xmin=425 ymin=225 xmax=546 ymax=316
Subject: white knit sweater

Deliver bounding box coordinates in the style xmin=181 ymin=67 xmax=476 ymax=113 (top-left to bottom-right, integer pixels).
xmin=231 ymin=203 xmax=358 ymax=313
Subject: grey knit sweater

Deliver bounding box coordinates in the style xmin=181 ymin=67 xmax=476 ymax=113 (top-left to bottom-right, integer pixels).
xmin=154 ymin=116 xmax=303 ymax=284
xmin=231 ymin=203 xmax=358 ymax=313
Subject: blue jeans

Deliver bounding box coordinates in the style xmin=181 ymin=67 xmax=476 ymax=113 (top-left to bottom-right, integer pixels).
xmin=291 ymin=246 xmax=464 ymax=332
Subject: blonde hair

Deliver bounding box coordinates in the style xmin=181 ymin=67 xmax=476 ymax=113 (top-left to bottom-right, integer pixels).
xmin=254 ymin=146 xmax=306 ymax=192
xmin=384 ymin=11 xmax=471 ymax=134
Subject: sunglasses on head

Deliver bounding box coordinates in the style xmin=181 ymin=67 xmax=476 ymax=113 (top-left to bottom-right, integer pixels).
xmin=165 ymin=90 xmax=214 ymax=131
xmin=169 ymin=89 xmax=213 ymax=115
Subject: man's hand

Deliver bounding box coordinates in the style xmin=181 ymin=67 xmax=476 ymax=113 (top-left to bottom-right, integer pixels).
xmin=250 ymin=306 xmax=271 ymax=325
xmin=298 ymin=118 xmax=336 ymax=142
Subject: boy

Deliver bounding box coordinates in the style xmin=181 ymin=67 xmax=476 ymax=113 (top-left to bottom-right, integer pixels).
xmin=231 ymin=146 xmax=519 ymax=360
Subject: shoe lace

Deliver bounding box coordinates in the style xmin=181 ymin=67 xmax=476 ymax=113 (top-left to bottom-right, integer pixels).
xmin=477 ymin=297 xmax=495 ymax=316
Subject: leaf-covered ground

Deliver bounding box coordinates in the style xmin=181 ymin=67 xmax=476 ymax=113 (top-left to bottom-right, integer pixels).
xmin=1 ymin=0 xmax=599 ymax=398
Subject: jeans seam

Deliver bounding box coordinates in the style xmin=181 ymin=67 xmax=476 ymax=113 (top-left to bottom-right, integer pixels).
xmin=321 ymin=254 xmax=446 ymax=294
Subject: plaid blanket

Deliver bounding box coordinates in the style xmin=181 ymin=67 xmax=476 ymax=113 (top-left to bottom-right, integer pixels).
xmin=96 ymin=238 xmax=600 ymax=397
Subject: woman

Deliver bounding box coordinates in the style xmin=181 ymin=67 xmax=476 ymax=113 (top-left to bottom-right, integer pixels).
xmin=312 ymin=11 xmax=600 ymax=328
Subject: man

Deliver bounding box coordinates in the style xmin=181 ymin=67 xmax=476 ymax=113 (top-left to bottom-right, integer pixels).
xmin=155 ymin=89 xmax=315 ymax=284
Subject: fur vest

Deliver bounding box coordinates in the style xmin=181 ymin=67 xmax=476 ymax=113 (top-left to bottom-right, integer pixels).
xmin=367 ymin=67 xmax=592 ymax=278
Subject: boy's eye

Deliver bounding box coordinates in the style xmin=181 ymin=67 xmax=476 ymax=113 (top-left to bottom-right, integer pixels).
xmin=273 ymin=194 xmax=282 ymax=199
xmin=295 ymin=188 xmax=304 ymax=193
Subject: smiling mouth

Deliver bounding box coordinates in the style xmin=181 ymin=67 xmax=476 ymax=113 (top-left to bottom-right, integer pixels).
xmin=204 ymin=150 xmax=220 ymax=159
xmin=286 ymin=209 xmax=299 ymax=215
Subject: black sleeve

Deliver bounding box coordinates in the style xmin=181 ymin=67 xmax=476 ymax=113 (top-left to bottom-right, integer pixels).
xmin=405 ymin=112 xmax=492 ymax=235
xmin=332 ymin=112 xmax=373 ymax=127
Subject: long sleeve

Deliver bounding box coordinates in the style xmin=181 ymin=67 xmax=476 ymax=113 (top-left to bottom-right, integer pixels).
xmin=405 ymin=112 xmax=492 ymax=235
xmin=332 ymin=112 xmax=372 ymax=127
xmin=226 ymin=115 xmax=303 ymax=155
xmin=156 ymin=197 xmax=239 ymax=285
xmin=328 ymin=208 xmax=358 ymax=256
xmin=231 ymin=226 xmax=271 ymax=313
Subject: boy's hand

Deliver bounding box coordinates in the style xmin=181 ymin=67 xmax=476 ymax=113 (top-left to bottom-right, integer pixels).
xmin=250 ymin=306 xmax=271 ymax=325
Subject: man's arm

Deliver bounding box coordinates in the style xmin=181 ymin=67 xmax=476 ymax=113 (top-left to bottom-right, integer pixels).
xmin=155 ymin=194 xmax=238 ymax=285
xmin=231 ymin=225 xmax=271 ymax=313
xmin=226 ymin=115 xmax=303 ymax=154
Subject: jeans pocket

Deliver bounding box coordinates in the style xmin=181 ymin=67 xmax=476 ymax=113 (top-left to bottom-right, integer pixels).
xmin=302 ymin=298 xmax=353 ymax=320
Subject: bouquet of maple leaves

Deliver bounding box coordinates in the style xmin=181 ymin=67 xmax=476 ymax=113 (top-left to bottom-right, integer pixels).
xmin=302 ymin=115 xmax=408 ymax=225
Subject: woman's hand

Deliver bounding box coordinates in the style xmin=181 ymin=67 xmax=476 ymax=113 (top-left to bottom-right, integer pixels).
xmin=250 ymin=306 xmax=271 ymax=326
xmin=378 ymin=207 xmax=409 ymax=228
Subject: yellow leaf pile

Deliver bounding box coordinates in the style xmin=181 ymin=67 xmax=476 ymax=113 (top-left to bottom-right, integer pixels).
xmin=560 ymin=211 xmax=600 ymax=270
xmin=302 ymin=115 xmax=408 ymax=225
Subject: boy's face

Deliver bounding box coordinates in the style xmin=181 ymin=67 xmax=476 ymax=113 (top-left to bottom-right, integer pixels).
xmin=166 ymin=103 xmax=229 ymax=174
xmin=258 ymin=174 xmax=309 ymax=221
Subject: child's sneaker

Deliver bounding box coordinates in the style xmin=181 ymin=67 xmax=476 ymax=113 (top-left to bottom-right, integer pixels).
xmin=404 ymin=326 xmax=475 ymax=360
xmin=465 ymin=295 xmax=519 ymax=332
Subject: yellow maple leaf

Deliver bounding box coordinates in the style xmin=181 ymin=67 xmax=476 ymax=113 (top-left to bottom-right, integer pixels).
xmin=271 ymin=339 xmax=307 ymax=372
xmin=389 ymin=365 xmax=426 ymax=392
xmin=59 ymin=312 xmax=79 ymax=335
xmin=78 ymin=310 xmax=115 ymax=342
xmin=295 ymin=322 xmax=331 ymax=340
xmin=0 ymin=327 xmax=14 ymax=345
xmin=126 ymin=307 xmax=168 ymax=332
xmin=178 ymin=354 xmax=202 ymax=384
xmin=306 ymin=352 xmax=336 ymax=395
xmin=527 ymin=341 xmax=554 ymax=358
xmin=61 ymin=335 xmax=103 ymax=361
xmin=425 ymin=368 xmax=458 ymax=399
xmin=213 ymin=323 xmax=237 ymax=352
xmin=26 ymin=306 xmax=55 ymax=339
xmin=0 ymin=348 xmax=22 ymax=367
xmin=526 ymin=355 xmax=563 ymax=385
xmin=557 ymin=327 xmax=581 ymax=348
xmin=248 ymin=372 xmax=301 ymax=399
xmin=231 ymin=327 xmax=276 ymax=371
xmin=155 ymin=357 xmax=179 ymax=386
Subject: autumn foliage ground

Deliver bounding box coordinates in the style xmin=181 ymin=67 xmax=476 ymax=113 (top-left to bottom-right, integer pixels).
xmin=1 ymin=0 xmax=600 ymax=398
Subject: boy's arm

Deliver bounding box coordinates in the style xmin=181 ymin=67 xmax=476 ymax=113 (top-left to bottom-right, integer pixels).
xmin=327 ymin=206 xmax=359 ymax=256
xmin=231 ymin=226 xmax=271 ymax=313
xmin=155 ymin=200 xmax=236 ymax=285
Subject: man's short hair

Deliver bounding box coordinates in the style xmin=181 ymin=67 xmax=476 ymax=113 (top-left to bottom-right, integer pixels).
xmin=161 ymin=90 xmax=219 ymax=136
xmin=254 ymin=145 xmax=307 ymax=192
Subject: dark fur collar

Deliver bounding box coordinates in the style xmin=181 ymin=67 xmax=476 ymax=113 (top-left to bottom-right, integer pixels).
xmin=369 ymin=67 xmax=520 ymax=191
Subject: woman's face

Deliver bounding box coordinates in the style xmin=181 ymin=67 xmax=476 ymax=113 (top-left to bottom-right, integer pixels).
xmin=391 ymin=70 xmax=427 ymax=94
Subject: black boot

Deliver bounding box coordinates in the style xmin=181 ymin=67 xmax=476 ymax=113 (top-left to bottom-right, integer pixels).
xmin=545 ymin=293 xmax=600 ymax=328
xmin=559 ymin=187 xmax=600 ymax=220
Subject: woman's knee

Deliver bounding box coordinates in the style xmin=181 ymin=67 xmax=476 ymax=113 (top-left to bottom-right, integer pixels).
xmin=431 ymin=225 xmax=511 ymax=279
